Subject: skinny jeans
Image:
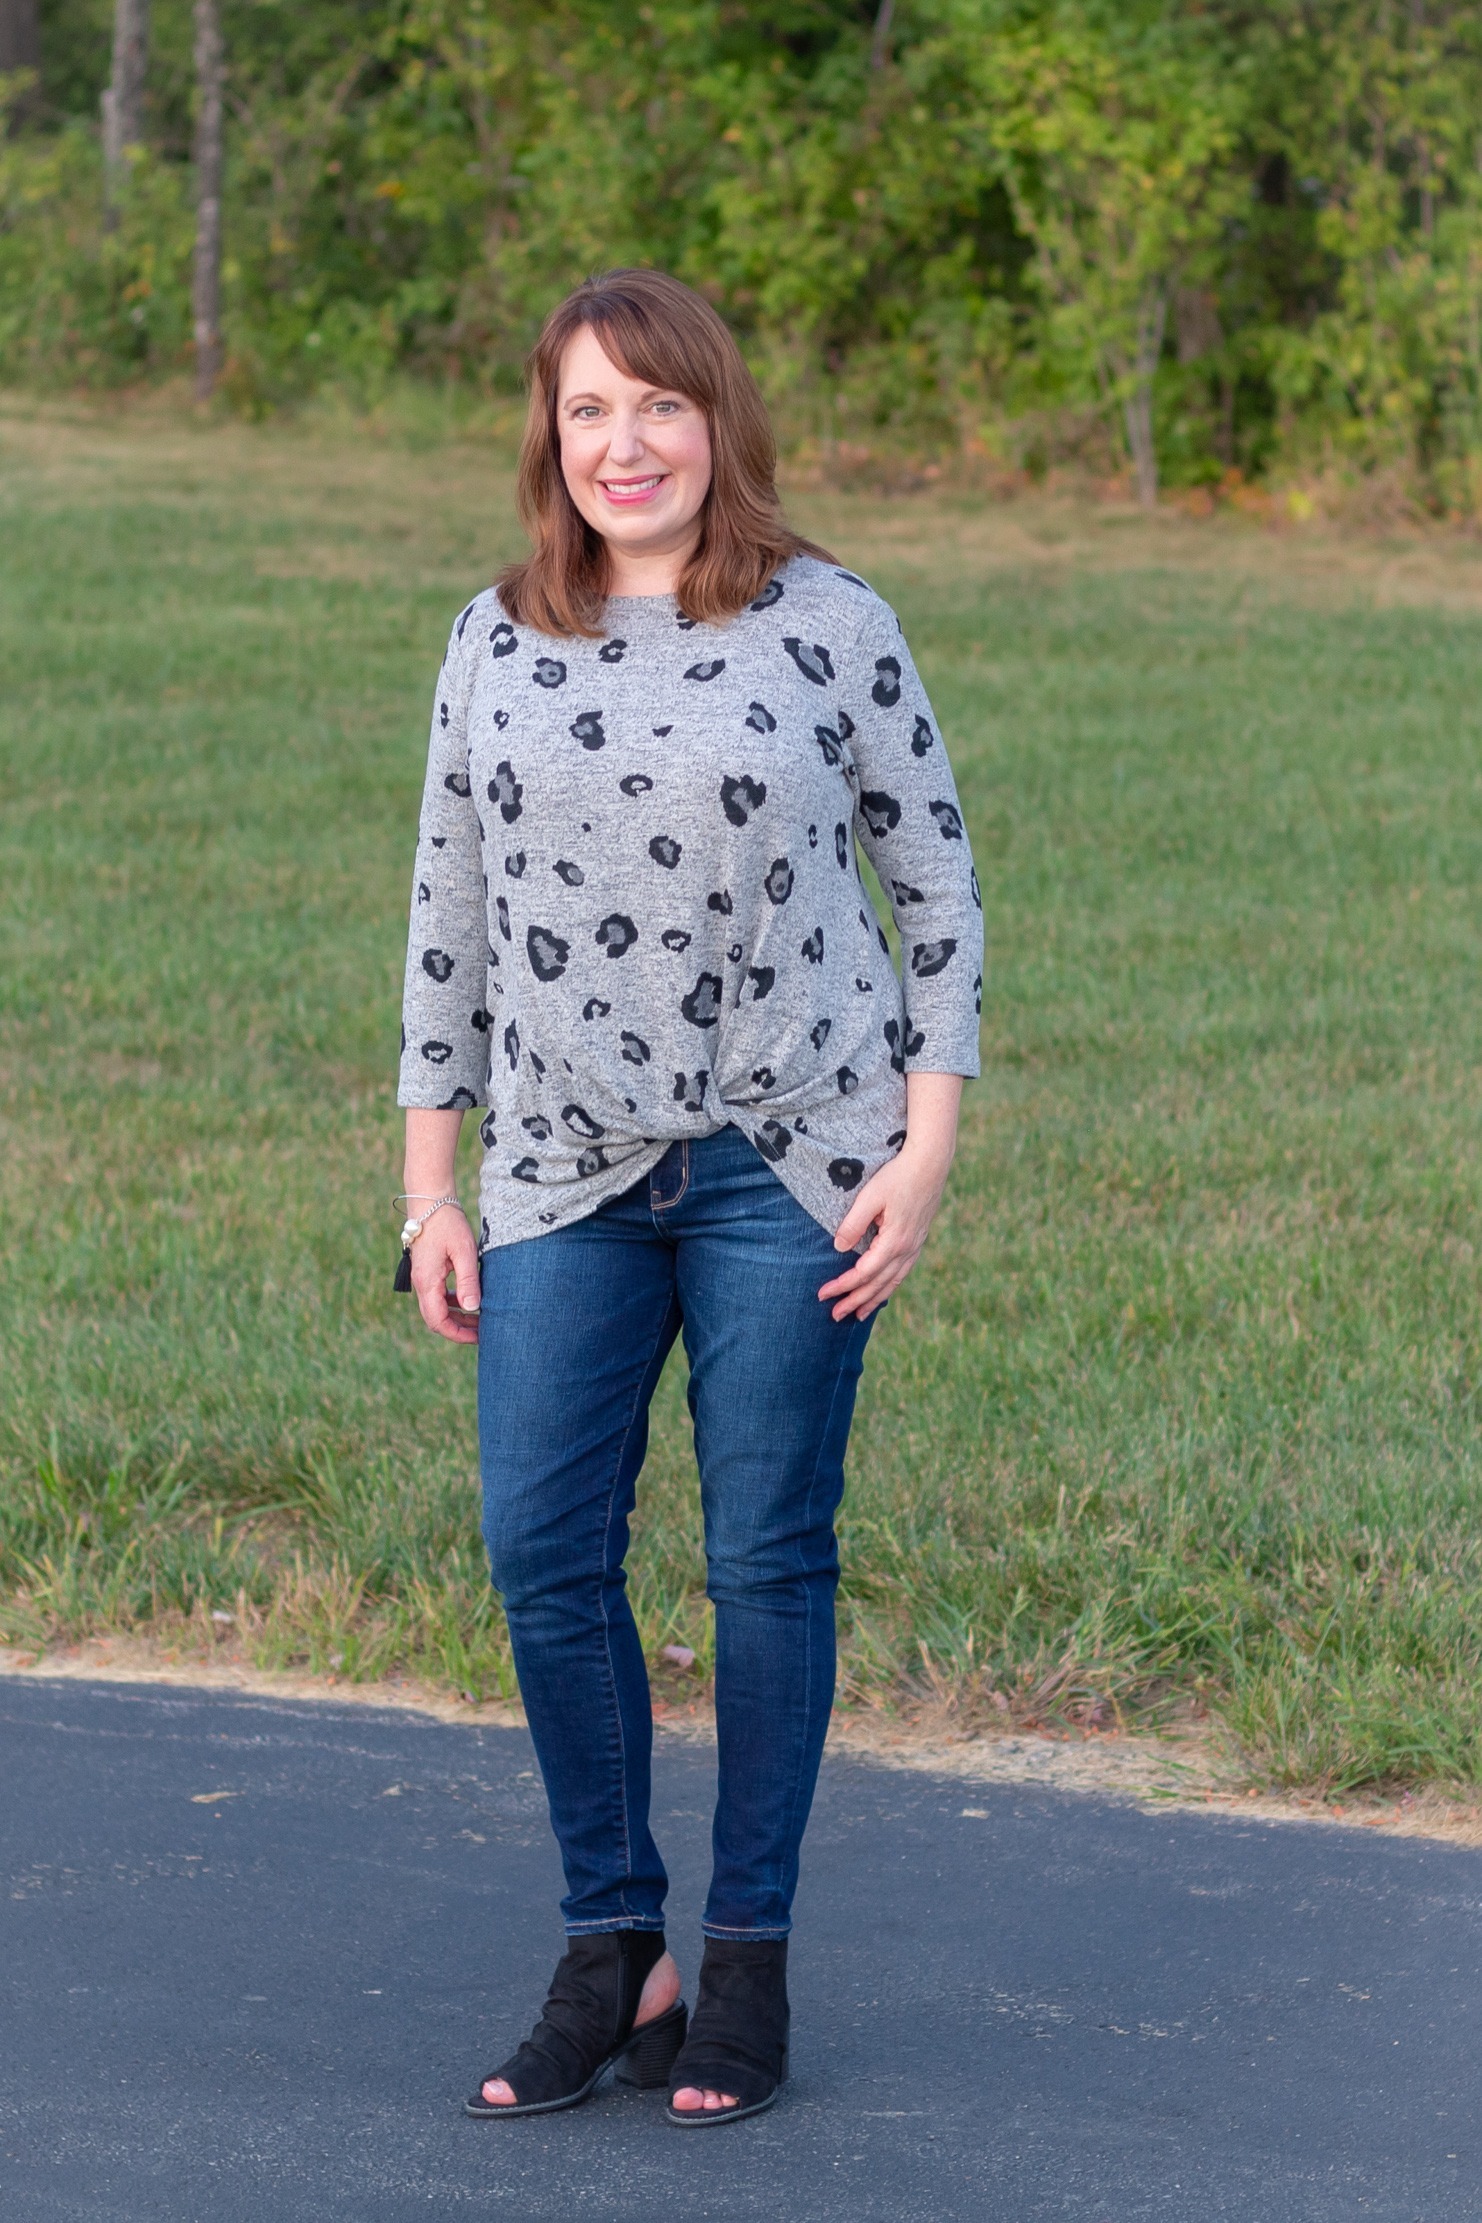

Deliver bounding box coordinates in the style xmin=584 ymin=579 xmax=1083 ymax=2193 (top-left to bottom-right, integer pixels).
xmin=477 ymin=1122 xmax=875 ymax=1940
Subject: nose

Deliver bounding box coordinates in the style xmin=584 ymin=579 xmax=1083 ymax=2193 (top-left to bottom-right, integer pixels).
xmin=604 ymin=411 xmax=647 ymax=469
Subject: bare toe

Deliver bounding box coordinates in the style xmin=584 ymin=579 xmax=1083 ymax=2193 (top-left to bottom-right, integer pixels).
xmin=481 ymin=2078 xmax=517 ymax=2107
xmin=671 ymin=2086 xmax=705 ymax=2111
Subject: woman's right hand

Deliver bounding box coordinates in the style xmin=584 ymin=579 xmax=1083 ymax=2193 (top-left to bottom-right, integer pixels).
xmin=410 ymin=1205 xmax=481 ymax=1344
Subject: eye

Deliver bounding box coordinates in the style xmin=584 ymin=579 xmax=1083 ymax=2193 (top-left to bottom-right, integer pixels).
xmin=650 ymin=399 xmax=682 ymax=416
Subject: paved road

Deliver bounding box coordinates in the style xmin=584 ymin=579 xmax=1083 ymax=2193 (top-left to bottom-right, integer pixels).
xmin=1 ymin=1677 xmax=1478 ymax=2222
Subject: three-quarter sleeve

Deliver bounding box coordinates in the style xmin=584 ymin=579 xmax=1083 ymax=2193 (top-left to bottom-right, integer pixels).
xmin=397 ymin=601 xmax=491 ymax=1111
xmin=839 ymin=593 xmax=983 ymax=1077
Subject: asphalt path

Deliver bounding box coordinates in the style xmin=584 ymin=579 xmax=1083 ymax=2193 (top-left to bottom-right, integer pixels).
xmin=2 ymin=1677 xmax=1478 ymax=2222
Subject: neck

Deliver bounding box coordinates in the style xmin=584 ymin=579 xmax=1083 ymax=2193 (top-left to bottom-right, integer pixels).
xmin=602 ymin=528 xmax=701 ymax=599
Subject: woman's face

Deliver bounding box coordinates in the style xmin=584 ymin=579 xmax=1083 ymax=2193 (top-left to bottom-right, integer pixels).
xmin=556 ymin=325 xmax=713 ymax=574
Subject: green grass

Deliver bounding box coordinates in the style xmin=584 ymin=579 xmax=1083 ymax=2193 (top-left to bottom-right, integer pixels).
xmin=5 ymin=406 xmax=1482 ymax=1791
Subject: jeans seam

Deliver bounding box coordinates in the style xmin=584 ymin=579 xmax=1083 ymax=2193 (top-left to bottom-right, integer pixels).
xmin=766 ymin=1316 xmax=862 ymax=1926
xmin=596 ymin=1294 xmax=680 ymax=1924
xmin=650 ymin=1139 xmax=690 ymax=1217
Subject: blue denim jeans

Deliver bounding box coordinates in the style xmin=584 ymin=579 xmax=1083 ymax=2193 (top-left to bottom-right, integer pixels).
xmin=477 ymin=1122 xmax=875 ymax=1940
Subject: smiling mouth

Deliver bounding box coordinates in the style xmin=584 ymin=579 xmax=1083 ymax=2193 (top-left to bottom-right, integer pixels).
xmin=599 ymin=474 xmax=668 ymax=500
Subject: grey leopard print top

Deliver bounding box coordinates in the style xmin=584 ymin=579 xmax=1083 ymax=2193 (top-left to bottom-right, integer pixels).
xmin=398 ymin=555 xmax=982 ymax=1250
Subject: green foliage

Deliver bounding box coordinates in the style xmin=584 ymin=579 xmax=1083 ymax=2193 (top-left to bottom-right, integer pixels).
xmin=7 ymin=2 xmax=1482 ymax=500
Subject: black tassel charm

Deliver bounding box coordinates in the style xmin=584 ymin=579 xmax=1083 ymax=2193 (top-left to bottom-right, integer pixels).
xmin=393 ymin=1246 xmax=414 ymax=1294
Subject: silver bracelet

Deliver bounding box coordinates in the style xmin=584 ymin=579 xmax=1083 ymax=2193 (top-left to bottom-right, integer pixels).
xmin=396 ymin=1193 xmax=466 ymax=1252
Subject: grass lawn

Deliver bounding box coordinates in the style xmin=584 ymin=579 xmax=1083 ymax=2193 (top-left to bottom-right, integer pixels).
xmin=4 ymin=400 xmax=1482 ymax=1792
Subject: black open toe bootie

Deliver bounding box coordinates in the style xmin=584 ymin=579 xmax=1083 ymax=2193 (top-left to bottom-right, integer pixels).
xmin=665 ymin=1936 xmax=790 ymax=2127
xmin=465 ymin=1930 xmax=687 ymax=2119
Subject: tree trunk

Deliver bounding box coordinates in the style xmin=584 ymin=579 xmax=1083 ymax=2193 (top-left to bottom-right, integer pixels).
xmin=102 ymin=0 xmax=149 ymax=190
xmin=1120 ymin=286 xmax=1168 ymax=510
xmin=191 ymin=0 xmax=224 ymax=404
xmin=0 ymin=0 xmax=41 ymax=119
xmin=869 ymin=0 xmax=895 ymax=72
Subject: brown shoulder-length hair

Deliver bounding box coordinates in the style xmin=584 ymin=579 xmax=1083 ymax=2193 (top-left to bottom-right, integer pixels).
xmin=496 ymin=268 xmax=831 ymax=637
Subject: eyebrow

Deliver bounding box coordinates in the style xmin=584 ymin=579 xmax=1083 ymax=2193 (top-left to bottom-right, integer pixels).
xmin=560 ymin=387 xmax=686 ymax=408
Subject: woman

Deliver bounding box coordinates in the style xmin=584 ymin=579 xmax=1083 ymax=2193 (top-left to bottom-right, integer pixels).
xmin=397 ymin=269 xmax=981 ymax=2127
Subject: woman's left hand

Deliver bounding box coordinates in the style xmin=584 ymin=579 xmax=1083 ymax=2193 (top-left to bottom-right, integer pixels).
xmin=817 ymin=1072 xmax=963 ymax=1321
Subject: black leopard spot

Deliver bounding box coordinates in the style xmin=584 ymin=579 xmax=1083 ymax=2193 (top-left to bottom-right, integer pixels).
xmin=860 ymin=790 xmax=901 ymax=838
xmin=505 ymin=851 xmax=527 ymax=878
xmin=673 ymin=1070 xmax=710 ymax=1112
xmin=810 ymin=1017 xmax=832 ymax=1050
xmin=582 ymin=996 xmax=610 ymax=1020
xmin=911 ymin=938 xmax=957 ymax=977
xmin=878 ymin=925 xmax=890 ymax=954
xmin=871 ymin=655 xmax=902 ymax=707
xmin=837 ymin=709 xmax=856 ymax=741
xmin=751 ymin=1065 xmax=776 ymax=1090
xmin=444 ymin=769 xmax=471 ymax=798
xmin=971 ymin=869 xmax=981 ymax=909
xmin=685 ymin=659 xmax=726 ymax=682
xmin=652 ymin=725 xmax=672 ymax=738
xmin=883 ymin=1017 xmax=904 ymax=1073
xmin=529 ymin=1049 xmax=547 ymax=1079
xmin=800 ymin=928 xmax=824 ymax=964
xmin=598 ymin=637 xmax=627 ymax=664
xmin=511 ymin=1157 xmax=541 ymax=1183
xmin=727 ymin=941 xmax=743 ymax=963
xmin=619 ymin=772 xmax=654 ymax=798
xmin=620 ymin=1031 xmax=651 ymax=1065
xmin=813 ymin=724 xmax=844 ymax=767
xmin=854 ymin=975 xmax=874 ymax=992
xmin=576 ymin=1146 xmax=611 ymax=1177
xmin=439 ymin=701 xmax=449 ymax=729
xmin=527 ymin=924 xmax=570 ymax=981
xmin=480 ymin=1112 xmax=498 ymax=1148
xmin=562 ymin=1104 xmax=605 ymax=1140
xmin=833 ymin=569 xmax=868 ymax=588
xmin=681 ymin=972 xmax=723 ymax=1029
xmin=782 ymin=637 xmax=835 ymax=686
xmin=554 ymin=859 xmax=585 ymax=886
xmin=675 ymin=613 xmax=698 ymax=631
xmin=569 ymin=711 xmax=606 ymax=750
xmin=455 ymin=600 xmax=476 ymax=640
xmin=764 ymin=857 xmax=794 ymax=905
xmin=537 ymin=1209 xmax=558 ymax=1224
xmin=472 ymin=1004 xmax=491 ymax=1031
xmin=974 ymin=972 xmax=983 ymax=1014
xmin=721 ymin=773 xmax=767 ymax=826
xmin=707 ymin=889 xmax=733 ymax=915
xmin=808 ymin=825 xmax=818 ymax=848
xmin=439 ymin=1085 xmax=477 ymax=1111
xmin=745 ymin=701 xmax=777 ymax=734
xmin=886 ymin=1127 xmax=907 ymax=1151
xmin=431 ymin=836 xmax=446 ymax=848
xmin=911 ymin=715 xmax=934 ymax=756
xmin=749 ymin=578 xmax=784 ymax=611
xmin=504 ymin=1020 xmax=520 ymax=1070
xmin=489 ymin=622 xmax=517 ymax=658
xmin=522 ymin=1113 xmax=553 ymax=1141
xmin=421 ymin=1039 xmax=452 ymax=1065
xmin=417 ymin=880 xmax=431 ymax=905
xmin=828 ymin=1157 xmax=865 ymax=1190
xmin=595 ymin=914 xmax=638 ymax=958
xmin=929 ymin=799 xmax=964 ymax=840
xmin=741 ymin=965 xmax=776 ymax=1003
xmin=754 ymin=1119 xmax=793 ymax=1163
xmin=489 ymin=761 xmax=523 ymax=823
xmin=891 ymin=878 xmax=925 ymax=906
xmin=533 ymin=658 xmax=567 ymax=688
xmin=904 ymin=1020 xmax=925 ymax=1056
xmin=661 ymin=927 xmax=692 ymax=953
xmin=493 ymin=709 xmax=509 ymax=730
xmin=837 ymin=1066 xmax=859 ymax=1095
xmin=835 ymin=822 xmax=850 ymax=869
xmin=649 ymin=835 xmax=683 ymax=870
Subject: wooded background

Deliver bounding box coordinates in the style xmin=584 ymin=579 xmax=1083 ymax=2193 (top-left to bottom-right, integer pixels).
xmin=2 ymin=2 xmax=1480 ymax=506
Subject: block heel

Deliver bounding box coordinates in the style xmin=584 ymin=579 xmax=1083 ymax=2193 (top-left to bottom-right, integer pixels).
xmin=613 ymin=1999 xmax=689 ymax=2088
